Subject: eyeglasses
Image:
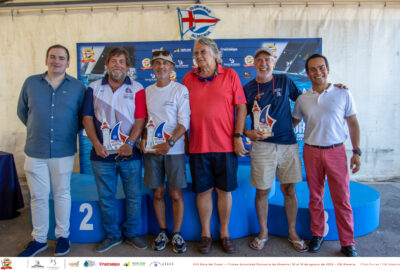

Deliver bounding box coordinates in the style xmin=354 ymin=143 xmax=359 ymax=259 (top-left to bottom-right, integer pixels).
xmin=152 ymin=50 xmax=171 ymax=57
xmin=114 ymin=155 xmax=132 ymax=162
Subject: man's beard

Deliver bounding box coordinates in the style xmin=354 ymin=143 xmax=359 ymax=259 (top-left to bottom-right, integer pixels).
xmin=108 ymin=68 xmax=127 ymax=82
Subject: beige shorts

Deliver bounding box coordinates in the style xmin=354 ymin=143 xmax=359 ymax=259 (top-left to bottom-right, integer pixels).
xmin=250 ymin=141 xmax=302 ymax=190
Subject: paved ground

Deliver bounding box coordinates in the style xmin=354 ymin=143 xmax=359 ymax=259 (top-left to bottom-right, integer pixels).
xmin=1 ymin=180 xmax=399 ymax=257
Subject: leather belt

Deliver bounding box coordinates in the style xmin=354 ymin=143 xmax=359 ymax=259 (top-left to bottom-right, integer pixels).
xmin=305 ymin=142 xmax=343 ymax=149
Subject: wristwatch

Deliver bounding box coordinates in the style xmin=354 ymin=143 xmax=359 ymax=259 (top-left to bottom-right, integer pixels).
xmin=352 ymin=147 xmax=361 ymax=156
xmin=168 ymin=139 xmax=175 ymax=147
xmin=233 ymin=133 xmax=243 ymax=138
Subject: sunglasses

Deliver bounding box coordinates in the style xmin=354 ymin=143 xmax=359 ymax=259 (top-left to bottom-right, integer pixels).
xmin=198 ymin=76 xmax=214 ymax=82
xmin=152 ymin=50 xmax=171 ymax=57
xmin=114 ymin=155 xmax=132 ymax=162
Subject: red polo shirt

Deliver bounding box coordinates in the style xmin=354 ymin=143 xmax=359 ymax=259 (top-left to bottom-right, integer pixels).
xmin=182 ymin=65 xmax=246 ymax=153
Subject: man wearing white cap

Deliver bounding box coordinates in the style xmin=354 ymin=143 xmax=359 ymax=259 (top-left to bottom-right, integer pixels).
xmin=141 ymin=50 xmax=190 ymax=253
xmin=243 ymin=47 xmax=307 ymax=252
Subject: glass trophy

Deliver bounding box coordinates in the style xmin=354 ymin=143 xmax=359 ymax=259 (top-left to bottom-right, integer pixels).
xmin=252 ymin=100 xmax=276 ymax=139
xmin=145 ymin=117 xmax=170 ymax=153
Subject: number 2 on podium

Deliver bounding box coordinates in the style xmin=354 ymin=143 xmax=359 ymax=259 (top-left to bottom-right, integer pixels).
xmin=79 ymin=203 xmax=94 ymax=230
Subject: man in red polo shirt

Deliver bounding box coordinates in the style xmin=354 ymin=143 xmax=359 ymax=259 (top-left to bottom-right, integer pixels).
xmin=182 ymin=37 xmax=247 ymax=254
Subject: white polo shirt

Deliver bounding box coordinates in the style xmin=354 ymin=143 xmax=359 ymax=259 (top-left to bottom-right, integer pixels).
xmin=292 ymin=84 xmax=357 ymax=146
xmin=145 ymin=81 xmax=190 ymax=155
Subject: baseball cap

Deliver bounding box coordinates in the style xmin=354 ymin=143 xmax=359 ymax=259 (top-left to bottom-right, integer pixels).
xmin=254 ymin=47 xmax=274 ymax=59
xmin=151 ymin=50 xmax=175 ymax=66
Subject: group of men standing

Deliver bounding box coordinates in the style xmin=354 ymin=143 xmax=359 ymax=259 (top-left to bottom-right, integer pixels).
xmin=16 ymin=37 xmax=361 ymax=258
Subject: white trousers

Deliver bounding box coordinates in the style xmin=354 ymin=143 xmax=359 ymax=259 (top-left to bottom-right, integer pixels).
xmin=24 ymin=155 xmax=75 ymax=243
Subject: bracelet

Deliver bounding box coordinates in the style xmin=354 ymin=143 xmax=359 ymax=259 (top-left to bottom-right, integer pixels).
xmin=125 ymin=140 xmax=135 ymax=147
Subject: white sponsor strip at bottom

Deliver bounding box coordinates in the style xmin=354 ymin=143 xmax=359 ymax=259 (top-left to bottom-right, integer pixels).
xmin=3 ymin=257 xmax=400 ymax=270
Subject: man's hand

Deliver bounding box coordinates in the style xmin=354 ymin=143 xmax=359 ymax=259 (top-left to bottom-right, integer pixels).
xmin=350 ymin=154 xmax=361 ymax=174
xmin=152 ymin=142 xmax=170 ymax=155
xmin=234 ymin=137 xmax=247 ymax=157
xmin=93 ymin=142 xmax=109 ymax=158
xmin=245 ymin=129 xmax=265 ymax=141
xmin=118 ymin=143 xmax=133 ymax=157
xmin=334 ymin=83 xmax=348 ymax=90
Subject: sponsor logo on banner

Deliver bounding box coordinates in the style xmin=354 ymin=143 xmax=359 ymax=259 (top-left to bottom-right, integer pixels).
xmin=81 ymin=48 xmax=96 ymax=63
xmin=244 ymin=55 xmax=254 ymax=67
xmin=262 ymin=43 xmax=278 ymax=58
xmin=141 ymin=58 xmax=152 ymax=70
xmin=170 ymin=70 xmax=177 ymax=81
xmin=175 ymin=59 xmax=189 ymax=69
xmin=243 ymin=70 xmax=252 ymax=79
xmin=145 ymin=73 xmax=157 ymax=83
xmin=173 ymin=48 xmax=191 ymax=53
xmin=220 ymin=47 xmax=238 ymax=52
xmin=1 ymin=258 xmax=12 ymax=270
xmin=177 ymin=5 xmax=220 ymax=39
xmin=223 ymin=58 xmax=240 ymax=67
xmin=192 ymin=58 xmax=198 ymax=68
xmin=83 ymin=260 xmax=96 ymax=267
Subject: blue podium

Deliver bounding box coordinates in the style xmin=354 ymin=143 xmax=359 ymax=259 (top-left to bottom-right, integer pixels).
xmin=47 ymin=173 xmax=150 ymax=243
xmin=46 ymin=165 xmax=379 ymax=243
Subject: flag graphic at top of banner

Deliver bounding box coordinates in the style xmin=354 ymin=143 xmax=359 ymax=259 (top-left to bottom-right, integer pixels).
xmin=177 ymin=4 xmax=220 ymax=40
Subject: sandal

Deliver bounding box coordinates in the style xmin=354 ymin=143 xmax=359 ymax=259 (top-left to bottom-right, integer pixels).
xmin=288 ymin=238 xmax=309 ymax=253
xmin=249 ymin=237 xmax=268 ymax=250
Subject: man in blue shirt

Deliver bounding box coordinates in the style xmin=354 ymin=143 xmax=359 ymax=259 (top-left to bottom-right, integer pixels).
xmin=17 ymin=44 xmax=86 ymax=257
xmin=243 ymin=47 xmax=307 ymax=252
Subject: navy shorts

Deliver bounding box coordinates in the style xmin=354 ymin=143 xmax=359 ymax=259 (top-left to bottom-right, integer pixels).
xmin=189 ymin=152 xmax=238 ymax=193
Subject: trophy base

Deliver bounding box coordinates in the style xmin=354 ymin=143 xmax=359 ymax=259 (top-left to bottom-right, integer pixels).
xmin=261 ymin=132 xmax=273 ymax=139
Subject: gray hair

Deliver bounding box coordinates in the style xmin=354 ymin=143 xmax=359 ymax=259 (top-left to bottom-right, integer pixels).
xmin=195 ymin=37 xmax=222 ymax=64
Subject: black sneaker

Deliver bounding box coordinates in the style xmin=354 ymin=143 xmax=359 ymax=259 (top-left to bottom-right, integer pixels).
xmin=18 ymin=240 xmax=48 ymax=257
xmin=153 ymin=231 xmax=170 ymax=251
xmin=54 ymin=237 xmax=70 ymax=256
xmin=95 ymin=238 xmax=122 ymax=253
xmin=172 ymin=232 xmax=187 ymax=253
xmin=125 ymin=236 xmax=147 ymax=250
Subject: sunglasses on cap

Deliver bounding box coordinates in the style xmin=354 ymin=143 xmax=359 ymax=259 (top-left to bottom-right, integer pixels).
xmin=152 ymin=50 xmax=171 ymax=57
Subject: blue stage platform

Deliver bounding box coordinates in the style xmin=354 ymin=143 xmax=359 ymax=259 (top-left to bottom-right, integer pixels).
xmin=46 ymin=165 xmax=380 ymax=243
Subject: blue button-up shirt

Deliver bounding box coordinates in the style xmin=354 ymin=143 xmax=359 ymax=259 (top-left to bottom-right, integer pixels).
xmin=17 ymin=72 xmax=86 ymax=158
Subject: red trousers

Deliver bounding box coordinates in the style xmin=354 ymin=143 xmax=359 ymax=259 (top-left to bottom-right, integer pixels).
xmin=303 ymin=144 xmax=355 ymax=246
